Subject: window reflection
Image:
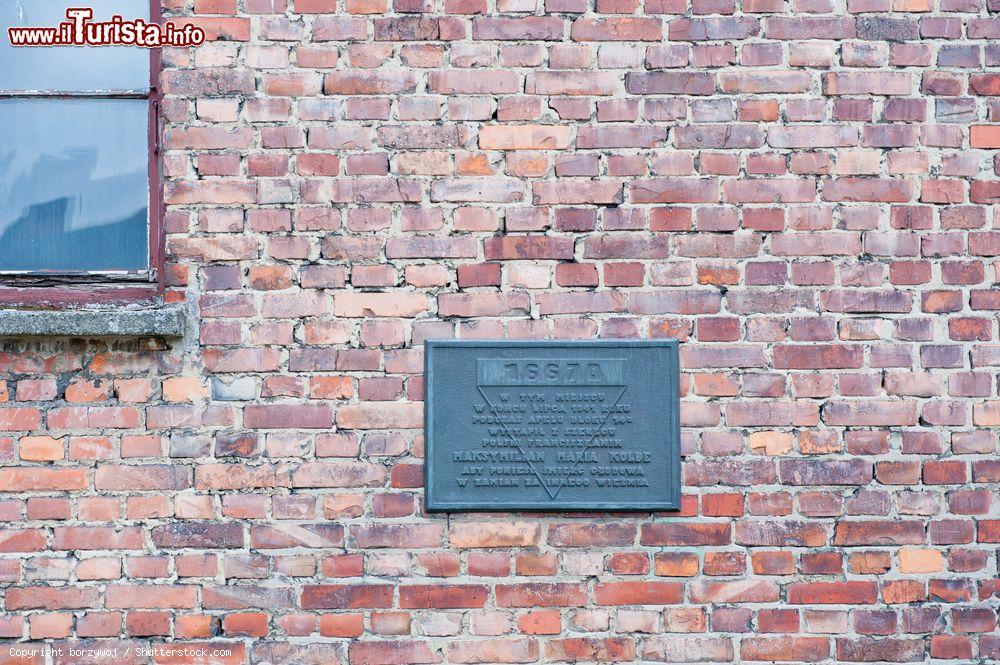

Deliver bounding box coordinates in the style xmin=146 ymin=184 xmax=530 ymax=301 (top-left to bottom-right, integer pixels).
xmin=0 ymin=0 xmax=150 ymax=92
xmin=0 ymin=99 xmax=148 ymax=272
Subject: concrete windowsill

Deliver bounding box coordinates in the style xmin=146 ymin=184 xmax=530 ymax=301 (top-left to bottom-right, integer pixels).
xmin=0 ymin=304 xmax=186 ymax=338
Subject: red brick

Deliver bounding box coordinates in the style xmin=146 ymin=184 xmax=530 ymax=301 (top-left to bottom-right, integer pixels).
xmin=640 ymin=522 xmax=731 ymax=547
xmin=549 ymin=523 xmax=636 ymax=547
xmin=301 ymin=585 xmax=394 ymax=609
xmin=689 ymin=580 xmax=779 ymax=604
xmin=399 ymin=585 xmax=489 ymax=609
xmin=594 ymin=581 xmax=684 ymax=605
xmin=836 ymin=638 xmax=925 ymax=662
xmin=741 ymin=636 xmax=829 ymax=662
xmin=545 ymin=637 xmax=635 ymax=662
xmin=349 ymin=641 xmax=440 ymax=665
xmin=449 ymin=638 xmax=540 ymax=663
xmin=496 ymin=583 xmax=588 ymax=607
xmin=788 ymin=582 xmax=878 ymax=605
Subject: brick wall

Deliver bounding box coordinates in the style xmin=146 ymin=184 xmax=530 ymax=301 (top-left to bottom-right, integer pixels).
xmin=1 ymin=0 xmax=999 ymax=662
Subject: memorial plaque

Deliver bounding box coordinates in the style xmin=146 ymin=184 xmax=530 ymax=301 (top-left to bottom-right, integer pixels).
xmin=424 ymin=340 xmax=681 ymax=511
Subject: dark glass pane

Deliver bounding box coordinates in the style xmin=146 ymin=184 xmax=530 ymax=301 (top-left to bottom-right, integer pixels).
xmin=0 ymin=98 xmax=149 ymax=272
xmin=0 ymin=0 xmax=150 ymax=92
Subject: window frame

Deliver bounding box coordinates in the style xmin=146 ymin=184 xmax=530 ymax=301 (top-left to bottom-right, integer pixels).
xmin=0 ymin=0 xmax=164 ymax=307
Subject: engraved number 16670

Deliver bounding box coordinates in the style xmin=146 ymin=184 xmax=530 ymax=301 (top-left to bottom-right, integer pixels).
xmin=503 ymin=361 xmax=603 ymax=384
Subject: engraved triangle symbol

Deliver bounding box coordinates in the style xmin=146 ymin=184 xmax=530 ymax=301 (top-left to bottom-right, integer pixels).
xmin=476 ymin=383 xmax=628 ymax=500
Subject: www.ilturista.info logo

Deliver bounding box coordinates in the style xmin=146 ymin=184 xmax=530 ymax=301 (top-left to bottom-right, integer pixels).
xmin=7 ymin=8 xmax=206 ymax=48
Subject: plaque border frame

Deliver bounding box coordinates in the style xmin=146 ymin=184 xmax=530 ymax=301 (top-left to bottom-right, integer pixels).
xmin=424 ymin=339 xmax=681 ymax=512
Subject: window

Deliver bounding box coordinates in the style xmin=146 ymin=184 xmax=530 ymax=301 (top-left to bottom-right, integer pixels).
xmin=0 ymin=0 xmax=158 ymax=280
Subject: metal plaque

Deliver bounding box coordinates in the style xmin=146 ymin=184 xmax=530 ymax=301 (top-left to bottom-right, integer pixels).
xmin=424 ymin=340 xmax=681 ymax=512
